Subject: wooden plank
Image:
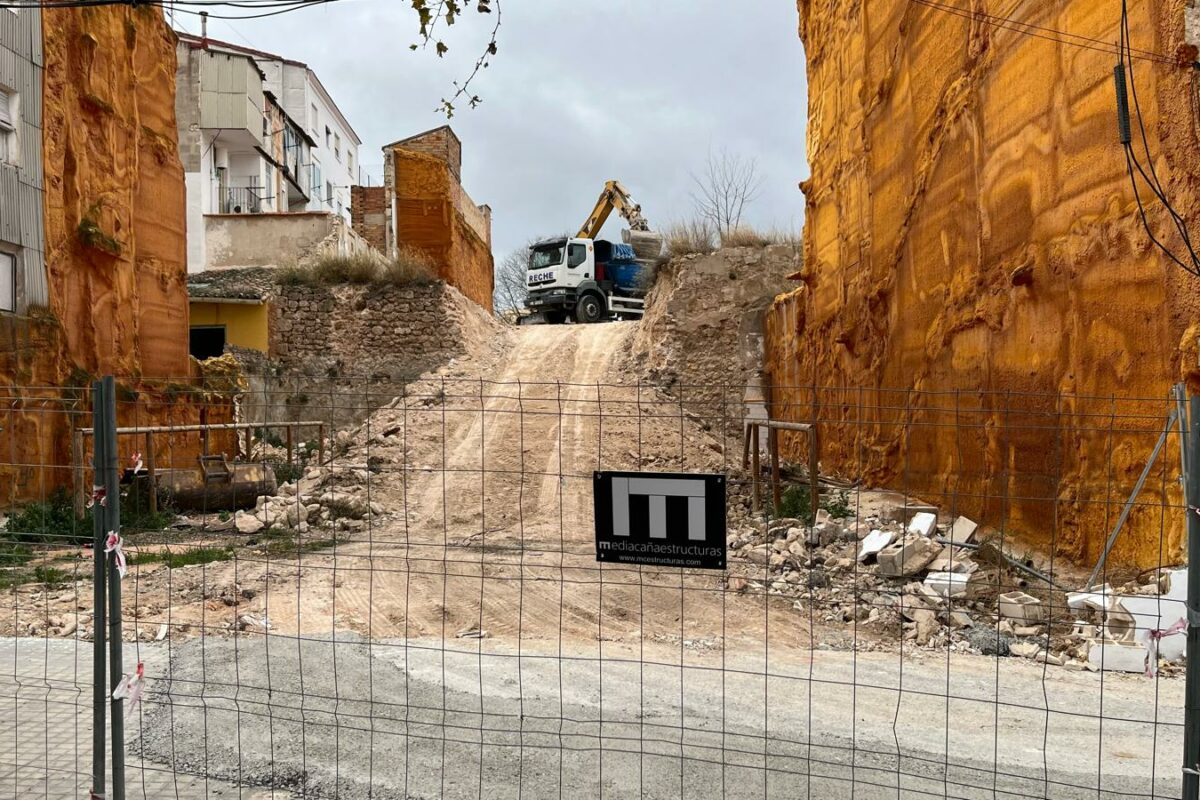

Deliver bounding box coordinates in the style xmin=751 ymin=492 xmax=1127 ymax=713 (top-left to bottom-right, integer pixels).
xmin=770 ymin=427 xmax=781 ymax=512
xmin=144 ymin=432 xmax=157 ymax=515
xmin=750 ymin=424 xmax=761 ymax=515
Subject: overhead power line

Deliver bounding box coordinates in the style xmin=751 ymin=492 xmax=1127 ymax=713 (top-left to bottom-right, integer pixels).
xmin=0 ymin=0 xmax=349 ymax=21
xmin=1114 ymin=0 xmax=1200 ymax=277
xmin=909 ymin=0 xmax=1176 ymax=65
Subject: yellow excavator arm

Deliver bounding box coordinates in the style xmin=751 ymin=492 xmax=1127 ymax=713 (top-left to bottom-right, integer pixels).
xmin=576 ymin=180 xmax=651 ymax=239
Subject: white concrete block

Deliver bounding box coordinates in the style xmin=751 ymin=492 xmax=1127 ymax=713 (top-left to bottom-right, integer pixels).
xmin=858 ymin=529 xmax=895 ymax=562
xmin=924 ymin=571 xmax=970 ymax=598
xmin=1087 ymin=641 xmax=1147 ymax=673
xmin=948 ymin=515 xmax=978 ymax=545
xmin=907 ymin=512 xmax=937 ymax=538
xmin=998 ymin=591 xmax=1042 ymax=623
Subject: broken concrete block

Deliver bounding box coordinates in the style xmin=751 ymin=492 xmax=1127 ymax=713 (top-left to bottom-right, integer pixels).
xmin=948 ymin=515 xmax=978 ymax=545
xmin=877 ymin=535 xmax=940 ymax=578
xmin=882 ymin=503 xmax=937 ymax=524
xmin=858 ymin=529 xmax=895 ymax=562
xmin=949 ymin=610 xmax=974 ymax=629
xmin=1066 ymin=585 xmax=1115 ymax=612
xmin=924 ymin=571 xmax=970 ymax=598
xmin=1009 ymin=641 xmax=1040 ymax=659
xmin=906 ymin=512 xmax=937 ymax=538
xmin=998 ymin=591 xmax=1042 ymax=623
xmin=928 ymin=545 xmax=976 ymax=574
xmin=1087 ymin=641 xmax=1147 ymax=673
xmin=235 ymin=510 xmax=264 ymax=535
xmin=1036 ymin=651 xmax=1064 ymax=667
xmin=906 ymin=608 xmax=939 ymax=645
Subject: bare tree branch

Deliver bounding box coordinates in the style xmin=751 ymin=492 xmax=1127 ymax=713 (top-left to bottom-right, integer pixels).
xmin=689 ymin=148 xmax=763 ymax=238
xmin=408 ymin=0 xmax=503 ymax=117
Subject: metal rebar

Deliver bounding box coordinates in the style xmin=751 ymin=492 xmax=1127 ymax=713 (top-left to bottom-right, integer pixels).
xmin=1085 ymin=406 xmax=1176 ymax=589
xmin=90 ymin=380 xmax=107 ymax=799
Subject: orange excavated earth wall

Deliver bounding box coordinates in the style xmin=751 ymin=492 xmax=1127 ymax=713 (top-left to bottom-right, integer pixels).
xmin=765 ymin=0 xmax=1200 ymax=569
xmin=0 ymin=8 xmax=222 ymax=504
xmin=392 ymin=149 xmax=495 ymax=313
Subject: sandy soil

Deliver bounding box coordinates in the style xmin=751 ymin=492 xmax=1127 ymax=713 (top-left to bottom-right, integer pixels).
xmin=3 ymin=322 xmax=810 ymax=661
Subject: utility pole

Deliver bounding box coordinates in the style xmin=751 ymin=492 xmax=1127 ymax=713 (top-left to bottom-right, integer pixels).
xmin=90 ymin=381 xmax=107 ymax=799
xmin=1184 ymin=390 xmax=1200 ymax=799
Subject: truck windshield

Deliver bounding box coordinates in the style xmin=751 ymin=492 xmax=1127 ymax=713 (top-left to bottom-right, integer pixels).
xmin=529 ymin=244 xmax=565 ymax=270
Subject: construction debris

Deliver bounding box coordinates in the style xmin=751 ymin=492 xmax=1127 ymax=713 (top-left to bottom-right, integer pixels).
xmin=998 ymin=591 xmax=1042 ymax=623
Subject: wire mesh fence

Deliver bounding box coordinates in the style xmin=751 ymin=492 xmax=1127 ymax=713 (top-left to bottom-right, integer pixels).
xmin=0 ymin=373 xmax=1191 ymax=798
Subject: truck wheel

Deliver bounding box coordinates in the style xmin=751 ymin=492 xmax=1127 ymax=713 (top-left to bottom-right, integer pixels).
xmin=575 ymin=293 xmax=605 ymax=324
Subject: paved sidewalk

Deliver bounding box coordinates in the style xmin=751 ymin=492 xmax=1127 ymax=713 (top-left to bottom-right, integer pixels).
xmin=0 ymin=637 xmax=286 ymax=799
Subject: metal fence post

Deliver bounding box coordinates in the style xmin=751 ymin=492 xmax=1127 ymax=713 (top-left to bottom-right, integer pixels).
xmin=90 ymin=379 xmax=108 ymax=799
xmin=101 ymin=376 xmax=126 ymax=800
xmin=1184 ymin=390 xmax=1200 ymax=799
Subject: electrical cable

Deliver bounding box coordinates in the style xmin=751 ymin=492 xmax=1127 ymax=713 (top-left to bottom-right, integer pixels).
xmin=1116 ymin=0 xmax=1200 ymax=277
xmin=910 ymin=0 xmax=1175 ymax=65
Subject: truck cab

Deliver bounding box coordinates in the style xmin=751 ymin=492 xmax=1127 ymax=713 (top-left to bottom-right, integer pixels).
xmin=526 ymin=237 xmax=644 ymax=323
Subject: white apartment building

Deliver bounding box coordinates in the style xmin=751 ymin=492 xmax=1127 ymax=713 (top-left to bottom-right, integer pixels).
xmin=176 ymin=32 xmax=361 ymax=223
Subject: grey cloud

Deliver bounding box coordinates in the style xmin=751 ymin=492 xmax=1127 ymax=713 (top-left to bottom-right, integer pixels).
xmin=177 ymin=0 xmax=808 ymax=262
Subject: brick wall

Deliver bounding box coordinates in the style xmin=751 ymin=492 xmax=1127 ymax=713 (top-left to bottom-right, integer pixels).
xmin=350 ymin=185 xmax=387 ymax=254
xmin=395 ymin=127 xmax=461 ymax=181
xmin=388 ymin=149 xmax=494 ymax=312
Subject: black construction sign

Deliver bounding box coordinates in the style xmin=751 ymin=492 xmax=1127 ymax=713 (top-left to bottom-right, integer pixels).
xmin=593 ymin=471 xmax=727 ymax=570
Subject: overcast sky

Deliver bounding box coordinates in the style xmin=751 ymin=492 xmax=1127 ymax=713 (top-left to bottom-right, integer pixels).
xmin=176 ymin=1 xmax=808 ymax=261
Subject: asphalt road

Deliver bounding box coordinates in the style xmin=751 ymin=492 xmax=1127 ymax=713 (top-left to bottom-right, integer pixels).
xmin=118 ymin=632 xmax=1181 ymax=800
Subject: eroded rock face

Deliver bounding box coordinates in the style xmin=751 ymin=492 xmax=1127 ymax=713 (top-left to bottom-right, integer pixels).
xmin=0 ymin=8 xmax=201 ymax=502
xmin=766 ymin=1 xmax=1200 ymax=569
xmin=42 ymin=5 xmax=190 ymax=378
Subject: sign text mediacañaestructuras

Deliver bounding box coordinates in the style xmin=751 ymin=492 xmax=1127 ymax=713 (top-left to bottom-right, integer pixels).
xmin=593 ymin=471 xmax=726 ymax=570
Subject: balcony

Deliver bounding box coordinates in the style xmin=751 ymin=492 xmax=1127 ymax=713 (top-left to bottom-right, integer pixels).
xmin=220 ymin=186 xmax=274 ymax=215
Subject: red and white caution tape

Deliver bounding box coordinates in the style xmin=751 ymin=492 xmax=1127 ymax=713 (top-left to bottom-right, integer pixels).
xmin=112 ymin=662 xmax=145 ymax=715
xmin=87 ymin=486 xmax=106 ymax=509
xmin=104 ymin=531 xmax=127 ymax=580
xmin=1146 ymin=617 xmax=1187 ymax=677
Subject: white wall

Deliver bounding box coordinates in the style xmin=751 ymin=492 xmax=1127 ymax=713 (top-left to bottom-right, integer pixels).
xmin=255 ymin=60 xmax=358 ymax=222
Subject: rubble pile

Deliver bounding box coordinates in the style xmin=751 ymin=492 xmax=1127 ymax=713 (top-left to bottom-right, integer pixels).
xmin=726 ymin=499 xmax=1189 ymax=674
xmin=1065 ymin=569 xmax=1188 ymax=676
xmin=233 ymin=465 xmax=385 ymax=535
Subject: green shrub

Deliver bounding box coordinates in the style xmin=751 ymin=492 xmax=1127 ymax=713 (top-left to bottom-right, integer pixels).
xmin=129 ymin=546 xmax=232 ymax=569
xmin=821 ymin=490 xmax=853 ymax=519
xmin=774 ymin=484 xmax=813 ymax=524
xmin=271 ymin=461 xmax=304 ymax=485
xmin=3 ymin=490 xmax=87 ymax=546
xmin=32 ymin=565 xmax=70 ymax=588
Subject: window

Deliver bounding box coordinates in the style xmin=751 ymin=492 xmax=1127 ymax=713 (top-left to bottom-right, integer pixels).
xmin=334 ymin=132 xmax=341 ymax=161
xmin=325 ymin=126 xmax=331 ymax=148
xmin=0 ymin=252 xmax=15 ymax=313
xmin=325 ymin=180 xmax=333 ymax=206
xmin=189 ymin=326 xmax=226 ymax=360
xmin=567 ymin=243 xmax=587 ymax=268
xmin=347 ymin=150 xmax=354 ymax=177
xmin=310 ymin=103 xmax=318 ymax=134
xmin=0 ymin=89 xmax=14 ymax=164
xmin=311 ymin=162 xmax=322 ymax=199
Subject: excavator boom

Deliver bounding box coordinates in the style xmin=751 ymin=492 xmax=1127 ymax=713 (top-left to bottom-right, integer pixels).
xmin=576 ymin=180 xmax=651 ymax=239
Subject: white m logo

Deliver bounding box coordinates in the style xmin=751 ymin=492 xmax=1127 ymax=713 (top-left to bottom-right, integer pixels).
xmin=610 ymin=477 xmax=707 ymax=541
